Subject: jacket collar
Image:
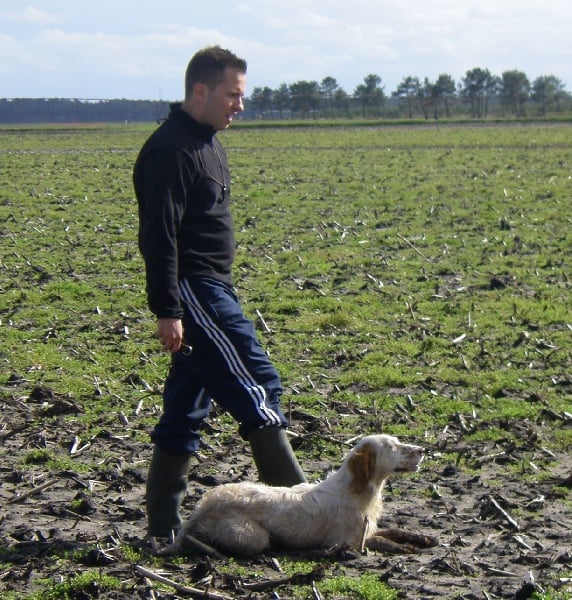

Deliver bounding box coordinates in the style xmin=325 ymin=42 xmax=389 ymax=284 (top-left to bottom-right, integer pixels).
xmin=169 ymin=103 xmax=216 ymax=141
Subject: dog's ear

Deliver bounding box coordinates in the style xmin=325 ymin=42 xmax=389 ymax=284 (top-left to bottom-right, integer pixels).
xmin=348 ymin=441 xmax=377 ymax=494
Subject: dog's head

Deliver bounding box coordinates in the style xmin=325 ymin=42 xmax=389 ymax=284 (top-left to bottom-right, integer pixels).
xmin=347 ymin=434 xmax=424 ymax=495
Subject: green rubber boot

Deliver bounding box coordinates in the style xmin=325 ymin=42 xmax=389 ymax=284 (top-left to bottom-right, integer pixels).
xmin=249 ymin=426 xmax=306 ymax=486
xmin=145 ymin=446 xmax=193 ymax=537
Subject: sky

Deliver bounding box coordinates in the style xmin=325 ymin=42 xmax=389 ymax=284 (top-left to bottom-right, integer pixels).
xmin=1 ymin=0 xmax=571 ymax=101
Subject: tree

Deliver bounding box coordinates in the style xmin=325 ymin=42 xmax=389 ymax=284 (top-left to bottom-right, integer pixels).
xmin=273 ymin=83 xmax=291 ymax=119
xmin=333 ymin=88 xmax=352 ymax=118
xmin=500 ymin=70 xmax=530 ymax=117
xmin=354 ymin=74 xmax=385 ymax=117
xmin=460 ymin=68 xmax=499 ymax=118
xmin=532 ymin=75 xmax=567 ymax=115
xmin=249 ymin=86 xmax=273 ymax=118
xmin=353 ymin=83 xmax=368 ymax=117
xmin=289 ymin=80 xmax=320 ymax=118
xmin=394 ymin=76 xmax=421 ymax=118
xmin=320 ymin=76 xmax=339 ymax=116
xmin=433 ymin=74 xmax=456 ymax=117
xmin=417 ymin=78 xmax=436 ymax=119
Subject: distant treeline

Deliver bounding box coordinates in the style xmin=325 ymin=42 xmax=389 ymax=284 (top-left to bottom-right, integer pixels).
xmin=0 ymin=98 xmax=172 ymax=124
xmin=1 ymin=68 xmax=571 ymax=123
xmin=247 ymin=69 xmax=571 ymax=120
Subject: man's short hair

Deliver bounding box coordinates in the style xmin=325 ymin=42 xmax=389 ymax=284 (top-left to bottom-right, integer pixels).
xmin=185 ymin=46 xmax=247 ymax=98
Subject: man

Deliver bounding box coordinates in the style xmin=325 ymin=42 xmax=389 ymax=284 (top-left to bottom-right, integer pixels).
xmin=133 ymin=46 xmax=306 ymax=540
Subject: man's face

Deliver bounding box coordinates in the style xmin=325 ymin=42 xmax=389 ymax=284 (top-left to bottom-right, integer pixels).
xmin=201 ymin=67 xmax=246 ymax=131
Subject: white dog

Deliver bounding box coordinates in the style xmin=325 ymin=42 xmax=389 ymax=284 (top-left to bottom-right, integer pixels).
xmin=176 ymin=434 xmax=432 ymax=556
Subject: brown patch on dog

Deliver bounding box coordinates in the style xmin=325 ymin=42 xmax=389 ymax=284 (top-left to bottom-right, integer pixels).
xmin=348 ymin=442 xmax=377 ymax=494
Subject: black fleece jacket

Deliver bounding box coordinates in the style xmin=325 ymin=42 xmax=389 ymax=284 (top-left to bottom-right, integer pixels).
xmin=133 ymin=106 xmax=235 ymax=318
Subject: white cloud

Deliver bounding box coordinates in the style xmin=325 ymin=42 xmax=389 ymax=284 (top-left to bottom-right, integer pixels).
xmin=1 ymin=5 xmax=58 ymax=25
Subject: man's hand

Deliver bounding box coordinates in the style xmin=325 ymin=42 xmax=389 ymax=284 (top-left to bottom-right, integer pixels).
xmin=157 ymin=318 xmax=183 ymax=353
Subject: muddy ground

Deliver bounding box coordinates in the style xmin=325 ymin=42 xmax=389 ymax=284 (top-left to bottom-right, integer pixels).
xmin=0 ymin=383 xmax=570 ymax=599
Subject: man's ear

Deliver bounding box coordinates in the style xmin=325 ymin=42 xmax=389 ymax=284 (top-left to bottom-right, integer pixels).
xmin=193 ymin=82 xmax=208 ymax=102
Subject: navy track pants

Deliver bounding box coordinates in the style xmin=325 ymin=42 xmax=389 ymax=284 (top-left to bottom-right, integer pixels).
xmin=150 ymin=276 xmax=288 ymax=454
